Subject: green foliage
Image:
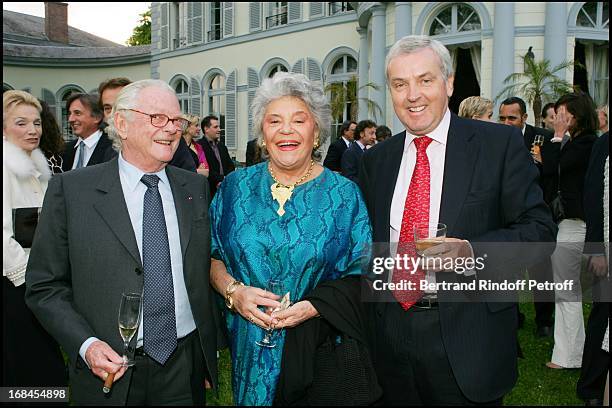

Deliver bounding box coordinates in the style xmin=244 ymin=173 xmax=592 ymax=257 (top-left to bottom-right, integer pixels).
xmin=496 ymin=55 xmax=578 ymax=126
xmin=126 ymin=8 xmax=151 ymax=46
xmin=325 ymin=76 xmax=383 ymax=123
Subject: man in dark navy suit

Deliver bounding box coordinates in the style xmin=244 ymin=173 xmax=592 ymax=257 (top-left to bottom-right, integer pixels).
xmin=341 ymin=119 xmax=376 ymax=183
xmin=323 ymin=120 xmax=356 ymax=172
xmin=359 ymin=35 xmax=556 ymax=405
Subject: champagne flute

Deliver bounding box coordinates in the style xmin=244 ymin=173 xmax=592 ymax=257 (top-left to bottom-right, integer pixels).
xmin=414 ymin=223 xmax=447 ymax=255
xmin=118 ymin=292 xmax=142 ymax=367
xmin=255 ymin=279 xmax=285 ymax=348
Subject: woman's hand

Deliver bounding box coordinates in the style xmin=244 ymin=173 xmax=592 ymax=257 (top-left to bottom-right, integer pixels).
xmin=531 ymin=148 xmax=542 ymax=164
xmin=197 ymin=165 xmax=209 ymax=178
xmin=231 ymin=285 xmax=281 ymax=329
xmin=553 ymin=105 xmax=571 ymax=138
xmin=272 ymin=300 xmax=319 ymax=329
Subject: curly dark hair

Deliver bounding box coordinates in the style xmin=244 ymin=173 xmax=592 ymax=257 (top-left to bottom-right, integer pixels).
xmin=555 ymin=91 xmax=598 ymax=136
xmin=37 ymin=99 xmax=65 ymax=158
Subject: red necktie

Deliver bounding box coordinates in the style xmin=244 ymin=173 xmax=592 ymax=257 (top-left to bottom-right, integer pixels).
xmin=393 ymin=136 xmax=433 ymax=310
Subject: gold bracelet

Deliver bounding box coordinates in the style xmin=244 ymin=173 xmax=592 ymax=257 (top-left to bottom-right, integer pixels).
xmin=224 ymin=280 xmax=244 ymax=311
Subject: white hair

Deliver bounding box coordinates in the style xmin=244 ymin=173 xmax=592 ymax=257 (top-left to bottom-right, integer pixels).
xmin=385 ymin=35 xmax=454 ymax=82
xmin=106 ymin=79 xmax=176 ymax=151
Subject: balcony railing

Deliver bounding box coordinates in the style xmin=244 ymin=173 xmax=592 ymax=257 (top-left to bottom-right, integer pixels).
xmin=207 ymin=28 xmax=222 ymax=42
xmin=266 ymin=12 xmax=288 ymax=29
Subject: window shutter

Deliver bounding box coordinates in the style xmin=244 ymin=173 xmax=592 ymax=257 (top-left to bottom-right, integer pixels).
xmin=192 ymin=2 xmax=203 ymax=43
xmin=225 ymin=70 xmax=237 ymax=149
xmin=249 ymin=2 xmax=262 ymax=32
xmin=247 ymin=68 xmax=260 ymax=138
xmin=161 ymin=2 xmax=169 ymax=50
xmin=307 ymin=58 xmax=322 ymax=82
xmin=309 ymin=2 xmax=324 ymax=19
xmin=223 ymin=2 xmax=234 ymax=38
xmin=288 ymin=2 xmax=303 ymax=24
xmin=190 ymin=77 xmax=201 ymax=116
xmin=291 ymin=59 xmax=305 ymax=75
xmin=187 ymin=3 xmax=194 ymax=44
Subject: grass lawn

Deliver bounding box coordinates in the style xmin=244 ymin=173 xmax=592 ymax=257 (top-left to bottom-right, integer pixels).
xmin=207 ymin=302 xmax=591 ymax=406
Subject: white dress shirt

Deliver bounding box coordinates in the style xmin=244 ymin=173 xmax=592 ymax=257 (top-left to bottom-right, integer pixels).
xmin=72 ymin=130 xmax=103 ymax=169
xmin=341 ymin=136 xmax=351 ymax=148
xmin=79 ymin=153 xmax=196 ymax=364
xmin=389 ymin=110 xmax=451 ymax=293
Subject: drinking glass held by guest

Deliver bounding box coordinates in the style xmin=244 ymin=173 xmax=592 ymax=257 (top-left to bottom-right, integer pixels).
xmin=182 ymin=113 xmax=210 ymax=178
xmin=208 ymin=72 xmax=371 ymax=406
xmin=3 ymin=90 xmax=67 ymax=388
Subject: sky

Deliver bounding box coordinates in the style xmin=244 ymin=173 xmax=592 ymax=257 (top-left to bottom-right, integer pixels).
xmin=3 ymin=2 xmax=151 ymax=45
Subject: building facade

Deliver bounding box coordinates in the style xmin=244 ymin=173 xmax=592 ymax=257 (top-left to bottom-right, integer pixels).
xmin=4 ymin=2 xmax=609 ymax=162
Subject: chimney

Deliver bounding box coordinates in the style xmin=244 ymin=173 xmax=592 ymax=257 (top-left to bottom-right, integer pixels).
xmin=44 ymin=2 xmax=69 ymax=44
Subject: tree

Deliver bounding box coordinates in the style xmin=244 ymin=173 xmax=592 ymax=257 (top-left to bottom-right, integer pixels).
xmin=496 ymin=55 xmax=578 ymax=126
xmin=325 ymin=76 xmax=382 ymax=125
xmin=127 ymin=8 xmax=151 ymax=46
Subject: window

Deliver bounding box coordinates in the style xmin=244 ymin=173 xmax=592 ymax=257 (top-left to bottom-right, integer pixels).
xmin=268 ymin=64 xmax=289 ymax=78
xmin=174 ymin=79 xmax=190 ymax=113
xmin=328 ymin=2 xmax=353 ymax=16
xmin=266 ymin=2 xmax=287 ymax=29
xmin=207 ymin=75 xmax=226 ymax=140
xmin=429 ymin=3 xmax=481 ymax=36
xmin=327 ymin=55 xmax=358 ymax=138
xmin=577 ymin=2 xmax=609 ymax=29
xmin=208 ymin=2 xmax=222 ymax=41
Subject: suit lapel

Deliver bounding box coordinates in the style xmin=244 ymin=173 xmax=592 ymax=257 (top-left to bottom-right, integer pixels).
xmin=439 ymin=115 xmax=479 ymax=235
xmin=166 ymin=167 xmax=193 ymax=260
xmin=88 ymin=133 xmax=109 ymax=166
xmin=62 ymin=140 xmax=77 ymax=171
xmin=377 ymin=132 xmax=405 ymax=243
xmin=93 ymin=159 xmax=142 ymax=267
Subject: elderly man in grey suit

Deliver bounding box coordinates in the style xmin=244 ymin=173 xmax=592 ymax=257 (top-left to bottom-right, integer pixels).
xmin=26 ymin=79 xmax=219 ymax=405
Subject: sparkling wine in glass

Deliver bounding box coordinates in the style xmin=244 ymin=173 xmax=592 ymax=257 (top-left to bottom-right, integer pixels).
xmin=256 ymin=279 xmax=286 ymax=348
xmin=414 ymin=223 xmax=447 ymax=255
xmin=118 ymin=292 xmax=142 ymax=367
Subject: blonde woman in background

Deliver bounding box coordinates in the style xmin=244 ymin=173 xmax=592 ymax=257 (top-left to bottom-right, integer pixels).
xmin=182 ymin=113 xmax=210 ymax=178
xmin=458 ymin=96 xmax=494 ymax=122
xmin=3 ymin=90 xmax=67 ymax=387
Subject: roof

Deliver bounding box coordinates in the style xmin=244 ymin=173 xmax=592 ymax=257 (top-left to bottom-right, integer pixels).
xmin=3 ymin=9 xmax=122 ymax=47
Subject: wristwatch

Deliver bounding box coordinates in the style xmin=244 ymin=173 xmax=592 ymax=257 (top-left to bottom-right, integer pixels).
xmin=225 ymin=280 xmax=244 ymax=311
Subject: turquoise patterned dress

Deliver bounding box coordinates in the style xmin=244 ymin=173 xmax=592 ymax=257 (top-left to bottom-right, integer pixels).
xmin=209 ymin=163 xmax=372 ymax=406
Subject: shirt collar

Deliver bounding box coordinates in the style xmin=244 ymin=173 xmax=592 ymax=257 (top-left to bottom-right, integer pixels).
xmin=403 ymin=108 xmax=450 ymax=152
xmin=118 ymin=152 xmax=169 ymax=193
xmin=521 ymin=124 xmax=527 ymax=136
xmin=75 ymin=129 xmax=103 ymax=149
xmin=341 ymin=136 xmax=351 ymax=146
xmin=356 ymin=140 xmax=366 ymax=150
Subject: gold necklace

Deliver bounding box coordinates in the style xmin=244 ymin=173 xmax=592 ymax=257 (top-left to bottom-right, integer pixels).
xmin=268 ymin=160 xmax=315 ymax=216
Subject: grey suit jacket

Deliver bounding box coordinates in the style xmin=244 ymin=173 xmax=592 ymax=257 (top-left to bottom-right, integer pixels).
xmin=25 ymin=157 xmax=219 ymax=405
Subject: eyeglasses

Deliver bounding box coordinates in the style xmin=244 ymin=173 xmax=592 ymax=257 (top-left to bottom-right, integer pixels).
xmin=124 ymin=109 xmax=189 ymax=129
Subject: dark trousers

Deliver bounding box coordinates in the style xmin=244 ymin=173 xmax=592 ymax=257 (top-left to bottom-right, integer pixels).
xmin=577 ymin=300 xmax=610 ymax=401
xmin=126 ymin=331 xmax=206 ymax=406
xmin=527 ymin=258 xmax=555 ymax=327
xmin=2 ymin=278 xmax=67 ymax=387
xmin=374 ymin=302 xmax=503 ymax=405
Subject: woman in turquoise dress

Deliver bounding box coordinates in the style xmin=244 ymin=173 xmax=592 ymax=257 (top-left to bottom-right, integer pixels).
xmin=209 ymin=72 xmax=372 ymax=406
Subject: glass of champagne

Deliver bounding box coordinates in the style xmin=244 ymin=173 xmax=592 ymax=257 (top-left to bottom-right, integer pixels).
xmin=532 ymin=134 xmax=544 ymax=155
xmin=255 ymin=279 xmax=286 ymax=348
xmin=118 ymin=292 xmax=142 ymax=367
xmin=414 ymin=223 xmax=447 ymax=255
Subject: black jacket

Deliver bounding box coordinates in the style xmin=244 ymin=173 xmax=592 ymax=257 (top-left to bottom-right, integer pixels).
xmin=61 ymin=131 xmax=117 ymax=172
xmin=341 ymin=142 xmax=365 ymax=183
xmin=558 ymin=131 xmax=597 ymax=220
xmin=275 ymin=276 xmax=382 ymax=406
xmin=169 ymin=136 xmax=197 ymax=172
xmin=583 ymin=132 xmax=608 ymax=254
xmin=245 ymin=139 xmax=264 ymax=167
xmin=198 ymin=138 xmax=235 ymax=197
xmin=323 ymin=137 xmax=350 ymax=172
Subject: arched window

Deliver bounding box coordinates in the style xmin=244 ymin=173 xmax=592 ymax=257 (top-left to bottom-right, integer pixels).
xmin=207 ymin=74 xmax=226 ymax=139
xmin=327 ymin=55 xmax=358 ymax=138
xmin=267 ymin=64 xmax=288 ymax=78
xmin=173 ymin=79 xmax=190 ymax=113
xmin=577 ymin=2 xmax=609 ymax=29
xmin=429 ymin=3 xmax=481 ymax=36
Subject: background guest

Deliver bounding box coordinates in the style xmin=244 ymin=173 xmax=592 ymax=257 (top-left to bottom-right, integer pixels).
xmin=375 ymin=125 xmax=392 ymax=143
xmin=245 ymin=137 xmax=263 ymax=167
xmin=323 ymin=120 xmax=356 ymax=172
xmin=3 ymin=90 xmax=67 ymax=388
xmin=458 ymin=95 xmax=494 ymax=122
xmin=182 ymin=113 xmax=209 ymax=178
xmin=542 ymin=102 xmax=557 ymax=130
xmin=596 ymin=105 xmax=608 ymax=135
xmin=38 ymin=99 xmax=65 ymax=174
xmin=199 ymin=115 xmax=235 ymax=197
xmin=547 ymin=91 xmax=598 ymax=369
xmin=341 ymin=119 xmax=376 ymax=183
